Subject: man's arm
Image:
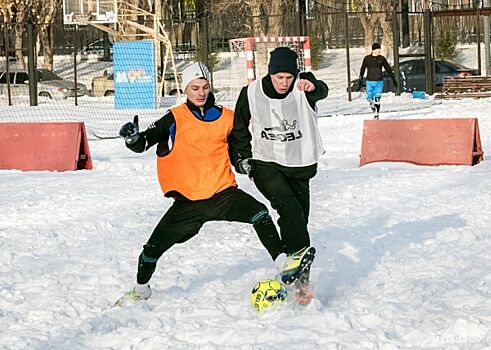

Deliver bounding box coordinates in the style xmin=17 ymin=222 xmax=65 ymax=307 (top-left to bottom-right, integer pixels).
xmin=126 ymin=111 xmax=175 ymax=156
xmin=230 ymin=86 xmax=253 ymax=170
xmin=359 ymin=56 xmax=367 ymax=79
xmin=382 ymin=56 xmax=396 ymax=82
xmin=299 ymin=71 xmax=328 ymax=108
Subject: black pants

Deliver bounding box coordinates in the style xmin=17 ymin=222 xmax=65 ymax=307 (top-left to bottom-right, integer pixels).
xmin=253 ymin=163 xmax=313 ymax=255
xmin=136 ymin=187 xmax=283 ymax=284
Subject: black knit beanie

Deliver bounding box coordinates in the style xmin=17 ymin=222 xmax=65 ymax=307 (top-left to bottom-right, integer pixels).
xmin=268 ymin=47 xmax=298 ymax=75
xmin=372 ymin=42 xmax=381 ymax=51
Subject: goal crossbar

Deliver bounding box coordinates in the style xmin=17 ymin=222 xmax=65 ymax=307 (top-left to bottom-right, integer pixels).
xmin=229 ymin=36 xmax=312 ymax=84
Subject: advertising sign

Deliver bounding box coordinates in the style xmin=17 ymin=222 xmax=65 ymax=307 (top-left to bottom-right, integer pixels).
xmin=114 ymin=40 xmax=156 ymax=109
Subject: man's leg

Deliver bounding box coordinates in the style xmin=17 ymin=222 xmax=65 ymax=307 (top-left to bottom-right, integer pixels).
xmin=373 ymin=81 xmax=384 ymax=119
xmin=373 ymin=97 xmax=380 ymax=119
xmin=366 ymin=81 xmax=377 ymax=117
xmin=114 ymin=200 xmax=205 ymax=305
xmin=202 ymin=187 xmax=285 ymax=261
xmin=369 ymin=99 xmax=376 ymax=116
xmin=288 ymin=177 xmax=311 ymax=226
xmin=137 ymin=200 xmax=205 ymax=285
xmin=253 ymin=165 xmax=310 ymax=254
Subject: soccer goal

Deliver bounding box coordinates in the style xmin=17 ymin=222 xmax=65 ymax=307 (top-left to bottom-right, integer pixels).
xmin=228 ymin=36 xmax=312 ymax=87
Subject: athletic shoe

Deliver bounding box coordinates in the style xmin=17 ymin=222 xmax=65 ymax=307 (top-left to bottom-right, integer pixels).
xmin=113 ymin=283 xmax=151 ymax=307
xmin=278 ymin=246 xmax=316 ymax=285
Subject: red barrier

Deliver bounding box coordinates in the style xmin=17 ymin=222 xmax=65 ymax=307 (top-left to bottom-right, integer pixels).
xmin=0 ymin=122 xmax=93 ymax=171
xmin=360 ymin=118 xmax=483 ymax=167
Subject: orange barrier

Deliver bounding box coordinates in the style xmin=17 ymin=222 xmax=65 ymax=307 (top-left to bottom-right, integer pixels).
xmin=0 ymin=122 xmax=93 ymax=171
xmin=360 ymin=118 xmax=483 ymax=167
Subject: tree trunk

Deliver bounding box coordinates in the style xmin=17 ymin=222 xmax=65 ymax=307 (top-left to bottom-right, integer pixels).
xmin=14 ymin=1 xmax=27 ymax=69
xmin=268 ymin=1 xmax=282 ymax=35
xmin=37 ymin=0 xmax=59 ymax=71
xmin=359 ymin=14 xmax=378 ymax=53
xmin=374 ymin=1 xmax=395 ymax=61
xmin=250 ymin=1 xmax=266 ymax=36
xmin=39 ymin=26 xmax=54 ymax=70
xmin=378 ymin=13 xmax=394 ymax=61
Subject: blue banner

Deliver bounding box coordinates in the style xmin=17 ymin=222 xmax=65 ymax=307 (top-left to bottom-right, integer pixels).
xmin=114 ymin=40 xmax=156 ymax=109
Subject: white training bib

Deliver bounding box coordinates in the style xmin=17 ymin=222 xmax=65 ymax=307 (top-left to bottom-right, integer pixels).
xmin=247 ymin=78 xmax=325 ymax=166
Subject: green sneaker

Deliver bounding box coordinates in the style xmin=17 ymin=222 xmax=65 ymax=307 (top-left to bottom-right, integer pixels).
xmin=280 ymin=246 xmax=316 ymax=285
xmin=113 ymin=284 xmax=151 ymax=307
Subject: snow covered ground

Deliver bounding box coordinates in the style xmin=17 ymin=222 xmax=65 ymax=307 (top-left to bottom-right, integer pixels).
xmin=1 ymin=45 xmax=491 ymax=349
xmin=1 ymin=96 xmax=491 ymax=349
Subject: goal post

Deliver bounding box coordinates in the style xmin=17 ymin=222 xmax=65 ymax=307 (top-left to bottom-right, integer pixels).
xmin=228 ymin=36 xmax=312 ymax=85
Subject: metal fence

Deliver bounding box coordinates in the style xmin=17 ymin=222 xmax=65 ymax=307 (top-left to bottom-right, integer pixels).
xmin=0 ymin=9 xmax=486 ymax=138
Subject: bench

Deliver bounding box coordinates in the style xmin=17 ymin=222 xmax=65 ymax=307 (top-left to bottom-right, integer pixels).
xmin=440 ymin=76 xmax=491 ymax=99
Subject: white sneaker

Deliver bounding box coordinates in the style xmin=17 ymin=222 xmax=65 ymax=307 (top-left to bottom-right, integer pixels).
xmin=133 ymin=283 xmax=152 ymax=300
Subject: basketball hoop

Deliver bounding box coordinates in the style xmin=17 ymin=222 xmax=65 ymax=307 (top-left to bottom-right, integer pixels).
xmin=74 ymin=14 xmax=91 ymax=26
xmin=63 ymin=0 xmax=118 ymax=25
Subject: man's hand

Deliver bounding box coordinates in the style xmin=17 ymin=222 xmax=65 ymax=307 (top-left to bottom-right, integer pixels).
xmin=355 ymin=78 xmax=363 ymax=91
xmin=296 ymin=79 xmax=315 ymax=92
xmin=237 ymin=158 xmax=256 ymax=179
xmin=119 ymin=115 xmax=140 ymax=144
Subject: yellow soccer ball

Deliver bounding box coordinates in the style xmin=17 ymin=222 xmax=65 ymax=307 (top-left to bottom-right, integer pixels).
xmin=250 ymin=279 xmax=287 ymax=311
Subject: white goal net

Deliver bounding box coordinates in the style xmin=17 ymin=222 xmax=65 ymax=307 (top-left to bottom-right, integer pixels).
xmin=214 ymin=36 xmax=311 ymax=106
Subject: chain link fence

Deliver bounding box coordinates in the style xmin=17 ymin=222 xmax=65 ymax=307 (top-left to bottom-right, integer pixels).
xmin=0 ymin=9 xmax=485 ymax=139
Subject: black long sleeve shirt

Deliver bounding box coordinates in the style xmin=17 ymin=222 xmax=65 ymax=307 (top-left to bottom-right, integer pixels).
xmin=359 ymin=54 xmax=396 ymax=82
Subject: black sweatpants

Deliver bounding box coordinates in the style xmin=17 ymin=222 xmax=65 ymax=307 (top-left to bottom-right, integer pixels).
xmin=136 ymin=186 xmax=284 ymax=284
xmin=253 ymin=163 xmax=313 ymax=255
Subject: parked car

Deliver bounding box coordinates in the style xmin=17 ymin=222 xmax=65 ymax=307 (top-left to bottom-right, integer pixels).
xmin=0 ymin=68 xmax=88 ymax=99
xmin=91 ymin=70 xmax=183 ymax=97
xmin=349 ymin=58 xmax=479 ymax=93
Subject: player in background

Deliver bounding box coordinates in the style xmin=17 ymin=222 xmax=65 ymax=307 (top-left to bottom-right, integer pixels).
xmin=358 ymin=42 xmax=398 ymax=119
xmin=231 ymin=47 xmax=329 ymax=304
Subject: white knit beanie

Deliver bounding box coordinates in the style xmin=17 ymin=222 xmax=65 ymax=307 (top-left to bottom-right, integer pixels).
xmin=181 ymin=62 xmax=211 ymax=91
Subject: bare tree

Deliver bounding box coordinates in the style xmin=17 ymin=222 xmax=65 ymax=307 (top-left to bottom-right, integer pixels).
xmin=0 ymin=0 xmax=41 ymax=69
xmin=372 ymin=0 xmax=394 ymax=61
xmin=209 ymin=0 xmax=289 ymax=37
xmin=36 ymin=0 xmax=61 ymax=70
xmin=267 ymin=1 xmax=282 ymax=35
xmin=0 ymin=0 xmax=15 ymax=21
xmin=353 ymin=0 xmax=379 ymax=53
xmin=14 ymin=1 xmax=28 ymax=69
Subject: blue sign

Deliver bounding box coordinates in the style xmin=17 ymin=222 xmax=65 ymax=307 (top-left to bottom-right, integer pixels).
xmin=114 ymin=40 xmax=156 ymax=109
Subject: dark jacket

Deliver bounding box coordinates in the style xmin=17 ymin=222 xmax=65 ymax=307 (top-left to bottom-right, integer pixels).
xmin=232 ymin=72 xmax=328 ymax=178
xmin=359 ymin=54 xmax=396 ymax=82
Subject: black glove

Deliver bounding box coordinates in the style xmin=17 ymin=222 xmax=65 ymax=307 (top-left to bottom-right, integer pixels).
xmin=119 ymin=115 xmax=139 ymax=144
xmin=356 ymin=78 xmax=363 ymax=91
xmin=393 ymin=80 xmax=398 ymax=90
xmin=237 ymin=158 xmax=256 ymax=178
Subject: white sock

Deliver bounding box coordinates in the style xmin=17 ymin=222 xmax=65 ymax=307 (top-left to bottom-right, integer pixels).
xmin=134 ymin=282 xmax=150 ymax=296
xmin=274 ymin=253 xmax=287 ymax=274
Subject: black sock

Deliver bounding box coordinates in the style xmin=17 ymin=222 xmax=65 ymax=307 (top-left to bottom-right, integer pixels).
xmin=136 ymin=253 xmax=157 ymax=285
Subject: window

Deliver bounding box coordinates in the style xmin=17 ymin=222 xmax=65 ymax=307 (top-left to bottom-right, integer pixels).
xmin=0 ymin=72 xmax=16 ymax=84
xmin=410 ymin=61 xmax=425 ymax=75
xmin=37 ymin=70 xmax=62 ymax=81
xmin=436 ymin=63 xmax=450 ymax=74
xmin=15 ymin=72 xmax=29 ymax=84
xmin=0 ymin=72 xmax=8 ymax=83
